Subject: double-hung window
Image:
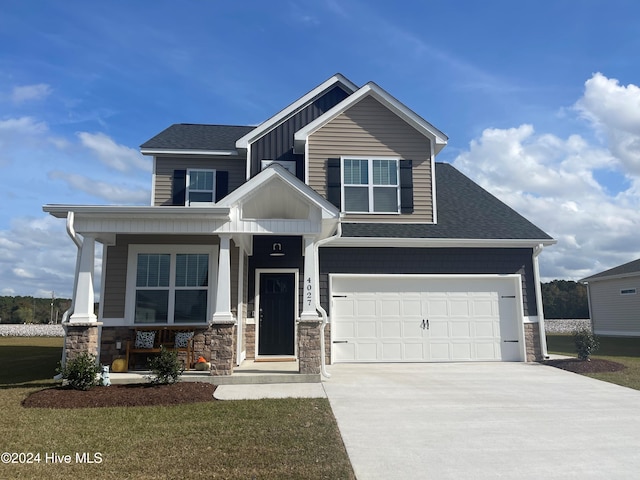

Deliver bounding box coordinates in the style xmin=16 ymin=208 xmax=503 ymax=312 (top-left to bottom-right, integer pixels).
xmin=342 ymin=158 xmax=400 ymax=213
xmin=127 ymin=245 xmax=217 ymax=324
xmin=186 ymin=169 xmax=215 ymax=205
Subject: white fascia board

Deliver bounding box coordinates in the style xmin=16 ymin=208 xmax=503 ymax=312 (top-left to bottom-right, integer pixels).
xmin=294 ymin=82 xmax=449 ymax=155
xmin=42 ymin=205 xmax=230 ymax=219
xmin=217 ymin=164 xmax=340 ymax=218
xmin=324 ymin=236 xmax=557 ymax=248
xmin=235 ymin=74 xmax=359 ymax=149
xmin=581 ymin=271 xmax=640 ymax=283
xmin=140 ymin=148 xmax=237 ymax=156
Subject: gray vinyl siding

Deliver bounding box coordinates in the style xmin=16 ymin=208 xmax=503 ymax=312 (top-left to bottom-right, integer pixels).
xmin=319 ymin=247 xmax=536 ymax=316
xmin=250 ymin=85 xmax=350 ymax=180
xmin=102 ymin=234 xmax=225 ymax=319
xmin=154 ymin=156 xmax=246 ymax=206
xmin=308 ymin=96 xmax=433 ymax=223
xmin=588 ymin=277 xmax=640 ymax=335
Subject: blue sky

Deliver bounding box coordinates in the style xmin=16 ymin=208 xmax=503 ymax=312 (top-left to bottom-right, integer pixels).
xmin=1 ymin=0 xmax=640 ymax=298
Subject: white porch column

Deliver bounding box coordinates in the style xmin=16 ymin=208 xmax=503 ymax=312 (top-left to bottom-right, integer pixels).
xmin=213 ymin=234 xmax=234 ymax=323
xmin=69 ymin=235 xmax=97 ymax=323
xmin=300 ymin=235 xmax=320 ymax=321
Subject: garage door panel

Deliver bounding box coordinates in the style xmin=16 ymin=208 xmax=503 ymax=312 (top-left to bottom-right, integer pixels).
xmin=332 ymin=276 xmax=524 ymax=363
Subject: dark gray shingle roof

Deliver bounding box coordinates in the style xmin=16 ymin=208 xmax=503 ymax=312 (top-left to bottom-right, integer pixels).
xmin=342 ymin=162 xmax=553 ymax=241
xmin=140 ymin=124 xmax=255 ymax=151
xmin=581 ymin=258 xmax=640 ymax=282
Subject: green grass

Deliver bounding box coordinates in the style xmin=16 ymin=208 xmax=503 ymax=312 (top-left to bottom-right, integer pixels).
xmin=0 ymin=337 xmax=354 ymax=479
xmin=546 ymin=334 xmax=640 ymax=390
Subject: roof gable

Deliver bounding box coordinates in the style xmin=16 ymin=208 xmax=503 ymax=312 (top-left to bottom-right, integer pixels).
xmin=294 ymin=82 xmax=448 ymax=155
xmin=235 ymin=73 xmax=358 ymax=150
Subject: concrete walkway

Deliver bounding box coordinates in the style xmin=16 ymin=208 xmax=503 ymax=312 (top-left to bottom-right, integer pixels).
xmin=323 ymin=362 xmax=640 ymax=480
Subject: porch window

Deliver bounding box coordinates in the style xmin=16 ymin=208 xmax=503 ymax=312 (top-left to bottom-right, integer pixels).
xmin=342 ymin=158 xmax=399 ymax=213
xmin=187 ymin=169 xmax=215 ymax=205
xmin=127 ymin=245 xmax=217 ymax=325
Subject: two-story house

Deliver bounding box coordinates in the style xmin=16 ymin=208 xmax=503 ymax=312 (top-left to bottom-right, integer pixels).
xmin=44 ymin=74 xmax=555 ymax=379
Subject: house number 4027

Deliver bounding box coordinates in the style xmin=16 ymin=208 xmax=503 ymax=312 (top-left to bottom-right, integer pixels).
xmin=306 ymin=277 xmax=313 ymax=306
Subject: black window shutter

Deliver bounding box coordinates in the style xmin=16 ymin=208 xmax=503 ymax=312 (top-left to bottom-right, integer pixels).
xmin=215 ymin=171 xmax=229 ymax=202
xmin=326 ymin=158 xmax=341 ymax=209
xmin=399 ymin=160 xmax=414 ymax=213
xmin=172 ymin=169 xmax=186 ymax=206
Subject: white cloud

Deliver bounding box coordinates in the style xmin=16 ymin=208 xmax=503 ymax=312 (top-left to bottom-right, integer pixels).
xmin=0 ymin=216 xmax=80 ymax=297
xmin=77 ymin=131 xmax=151 ymax=172
xmin=11 ymin=83 xmax=52 ymax=103
xmin=48 ymin=170 xmax=150 ymax=203
xmin=0 ymin=116 xmax=48 ymax=135
xmin=453 ymin=91 xmax=640 ymax=281
xmin=575 ymin=73 xmax=640 ymax=175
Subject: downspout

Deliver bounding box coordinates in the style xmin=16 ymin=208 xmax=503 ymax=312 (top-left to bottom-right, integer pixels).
xmin=532 ymin=244 xmax=548 ymax=359
xmin=55 ymin=212 xmax=83 ymax=375
xmin=314 ymin=222 xmax=342 ymax=379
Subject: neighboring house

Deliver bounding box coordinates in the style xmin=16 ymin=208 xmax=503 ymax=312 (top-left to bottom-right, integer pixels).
xmin=44 ymin=74 xmax=555 ymax=379
xmin=581 ymin=258 xmax=640 ymax=336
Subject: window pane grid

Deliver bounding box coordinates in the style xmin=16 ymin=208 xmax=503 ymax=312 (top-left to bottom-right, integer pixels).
xmin=342 ymin=158 xmax=399 ymax=213
xmin=187 ymin=169 xmax=215 ymax=204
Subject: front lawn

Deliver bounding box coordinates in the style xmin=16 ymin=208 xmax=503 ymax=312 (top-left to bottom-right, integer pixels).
xmin=546 ymin=334 xmax=640 ymax=390
xmin=0 ymin=337 xmax=354 ymax=479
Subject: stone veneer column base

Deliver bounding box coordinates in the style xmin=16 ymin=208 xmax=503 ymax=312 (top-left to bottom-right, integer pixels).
xmin=298 ymin=319 xmax=322 ymax=375
xmin=63 ymin=322 xmax=102 ymax=366
xmin=209 ymin=321 xmax=236 ymax=376
xmin=524 ymin=323 xmax=543 ymax=362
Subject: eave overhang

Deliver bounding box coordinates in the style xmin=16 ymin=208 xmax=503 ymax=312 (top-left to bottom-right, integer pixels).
xmin=43 ymin=205 xmax=230 ymax=219
xmin=140 ymin=149 xmax=238 ymax=157
xmin=324 ymin=237 xmax=557 ymax=248
xmin=293 ymin=82 xmax=449 ymax=155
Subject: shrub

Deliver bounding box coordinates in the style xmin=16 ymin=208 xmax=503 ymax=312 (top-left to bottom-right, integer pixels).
xmin=58 ymin=352 xmax=100 ymax=390
xmin=573 ymin=327 xmax=599 ymax=361
xmin=147 ymin=346 xmax=184 ymax=384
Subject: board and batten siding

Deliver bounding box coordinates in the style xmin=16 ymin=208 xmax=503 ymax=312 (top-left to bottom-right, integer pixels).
xmin=101 ymin=234 xmax=242 ymax=321
xmin=308 ymin=95 xmax=433 ymax=223
xmin=154 ymin=156 xmax=246 ymax=206
xmin=589 ymin=277 xmax=640 ymax=335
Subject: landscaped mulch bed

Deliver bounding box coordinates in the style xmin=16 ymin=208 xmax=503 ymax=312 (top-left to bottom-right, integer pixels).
xmin=543 ymin=358 xmax=626 ymax=374
xmin=22 ymin=382 xmax=216 ymax=409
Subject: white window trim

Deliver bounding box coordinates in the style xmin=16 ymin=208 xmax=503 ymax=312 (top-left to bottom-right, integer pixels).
xmin=186 ymin=168 xmax=216 ymax=206
xmin=125 ymin=244 xmax=219 ymax=325
xmin=620 ymin=288 xmax=637 ymax=295
xmin=340 ymin=156 xmax=400 ymax=214
xmin=261 ymin=160 xmax=296 ymax=176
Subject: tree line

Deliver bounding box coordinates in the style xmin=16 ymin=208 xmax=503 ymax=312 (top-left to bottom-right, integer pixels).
xmin=0 ymin=280 xmax=589 ymax=323
xmin=0 ymin=296 xmax=72 ymax=324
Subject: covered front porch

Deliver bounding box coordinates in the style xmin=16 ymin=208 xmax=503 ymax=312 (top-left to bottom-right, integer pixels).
xmin=43 ymin=164 xmax=340 ymax=379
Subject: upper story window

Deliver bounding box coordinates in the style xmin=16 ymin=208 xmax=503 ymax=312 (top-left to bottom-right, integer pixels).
xmin=187 ymin=169 xmax=215 ymax=205
xmin=342 ymin=157 xmax=399 ymax=213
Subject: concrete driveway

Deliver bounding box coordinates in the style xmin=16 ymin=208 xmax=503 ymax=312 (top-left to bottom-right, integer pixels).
xmin=323 ymin=362 xmax=640 ymax=480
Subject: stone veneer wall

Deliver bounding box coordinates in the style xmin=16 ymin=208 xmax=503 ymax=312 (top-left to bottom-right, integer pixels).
xmin=324 ymin=323 xmax=331 ymax=366
xmin=245 ymin=324 xmax=255 ymax=359
xmin=209 ymin=323 xmax=235 ymax=375
xmin=63 ymin=323 xmax=101 ymax=365
xmin=524 ymin=323 xmax=542 ymax=362
xmin=298 ymin=320 xmax=321 ymax=374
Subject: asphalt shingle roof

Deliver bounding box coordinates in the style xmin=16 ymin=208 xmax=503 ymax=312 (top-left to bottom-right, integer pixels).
xmin=342 ymin=162 xmax=553 ymax=241
xmin=140 ymin=124 xmax=255 ymax=151
xmin=581 ymin=258 xmax=640 ymax=282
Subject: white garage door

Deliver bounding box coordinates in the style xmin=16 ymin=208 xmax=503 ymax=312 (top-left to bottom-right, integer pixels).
xmin=331 ymin=275 xmax=524 ymax=363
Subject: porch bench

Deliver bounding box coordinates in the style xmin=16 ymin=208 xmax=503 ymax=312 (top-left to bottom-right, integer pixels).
xmin=126 ymin=326 xmax=195 ymax=371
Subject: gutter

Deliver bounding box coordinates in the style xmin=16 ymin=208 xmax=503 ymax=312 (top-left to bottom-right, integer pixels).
xmin=532 ymin=244 xmax=548 ymax=359
xmin=55 ymin=212 xmax=83 ymax=375
xmin=314 ymin=223 xmax=342 ymax=379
